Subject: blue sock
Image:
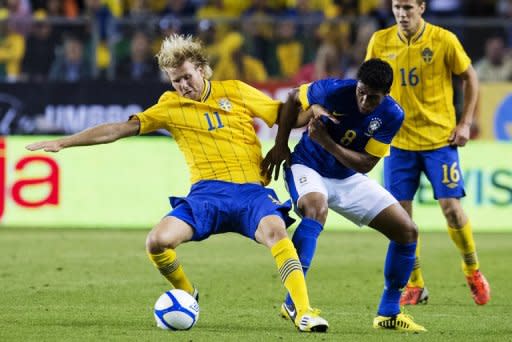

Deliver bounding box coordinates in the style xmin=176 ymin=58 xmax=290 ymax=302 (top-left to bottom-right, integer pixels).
xmin=285 ymin=217 xmax=323 ymax=306
xmin=377 ymin=241 xmax=416 ymax=316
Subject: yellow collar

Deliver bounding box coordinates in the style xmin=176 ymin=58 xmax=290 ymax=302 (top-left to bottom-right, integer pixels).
xmin=397 ymin=19 xmax=426 ymax=44
xmin=200 ymin=79 xmax=211 ymax=102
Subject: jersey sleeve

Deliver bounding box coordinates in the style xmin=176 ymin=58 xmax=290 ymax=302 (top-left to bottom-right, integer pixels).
xmin=444 ymin=31 xmax=471 ymax=75
xmin=298 ymin=80 xmax=331 ymax=111
xmin=235 ymin=81 xmax=281 ymax=127
xmin=364 ymin=106 xmax=404 ymax=158
xmin=364 ymin=33 xmax=377 ymax=60
xmin=133 ymin=92 xmax=173 ymax=134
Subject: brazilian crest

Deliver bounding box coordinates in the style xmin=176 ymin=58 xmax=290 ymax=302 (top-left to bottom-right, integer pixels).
xmin=421 ymin=48 xmax=433 ymax=64
xmin=365 ymin=118 xmax=382 ymax=137
xmin=218 ymin=98 xmax=232 ymax=112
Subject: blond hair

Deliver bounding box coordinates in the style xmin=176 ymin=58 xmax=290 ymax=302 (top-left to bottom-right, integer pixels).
xmin=156 ymin=34 xmax=212 ymax=79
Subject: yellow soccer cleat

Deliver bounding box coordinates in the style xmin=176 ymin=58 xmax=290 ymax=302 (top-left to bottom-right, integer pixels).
xmin=373 ymin=313 xmax=427 ymax=332
xmin=294 ymin=308 xmax=329 ymax=333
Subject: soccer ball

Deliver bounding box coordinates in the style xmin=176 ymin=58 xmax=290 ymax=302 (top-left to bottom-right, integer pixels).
xmin=153 ymin=289 xmax=200 ymax=330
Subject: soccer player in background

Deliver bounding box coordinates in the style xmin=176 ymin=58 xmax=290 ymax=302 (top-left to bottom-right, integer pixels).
xmin=262 ymin=58 xmax=426 ymax=332
xmin=365 ymin=0 xmax=490 ymax=305
xmin=26 ymin=34 xmax=328 ymax=333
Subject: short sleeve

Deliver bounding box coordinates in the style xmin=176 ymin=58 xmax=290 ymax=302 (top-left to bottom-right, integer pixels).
xmin=298 ymin=80 xmax=331 ymax=110
xmin=444 ymin=31 xmax=471 ymax=75
xmin=364 ymin=105 xmax=404 ymax=157
xmin=298 ymin=83 xmax=311 ymax=110
xmin=235 ymin=81 xmax=281 ymax=127
xmin=134 ymin=97 xmax=171 ymax=135
xmin=365 ymin=33 xmax=377 ymax=61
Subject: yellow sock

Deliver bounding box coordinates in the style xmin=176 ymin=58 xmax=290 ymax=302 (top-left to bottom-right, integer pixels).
xmin=447 ymin=221 xmax=479 ymax=276
xmin=147 ymin=249 xmax=194 ymax=294
xmin=271 ymin=238 xmax=310 ymax=317
xmin=408 ymin=235 xmax=425 ymax=288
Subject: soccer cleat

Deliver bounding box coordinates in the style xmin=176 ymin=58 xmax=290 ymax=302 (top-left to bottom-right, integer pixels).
xmin=466 ymin=270 xmax=490 ymax=305
xmin=294 ymin=308 xmax=329 ymax=333
xmin=280 ymin=302 xmax=297 ymax=322
xmin=191 ymin=287 xmax=199 ymax=302
xmin=373 ymin=313 xmax=427 ymax=332
xmin=400 ymin=286 xmax=429 ymax=305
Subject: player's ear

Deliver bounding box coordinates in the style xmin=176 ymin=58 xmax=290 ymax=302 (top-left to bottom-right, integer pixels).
xmin=419 ymin=1 xmax=426 ymax=14
xmin=197 ymin=65 xmax=205 ymax=78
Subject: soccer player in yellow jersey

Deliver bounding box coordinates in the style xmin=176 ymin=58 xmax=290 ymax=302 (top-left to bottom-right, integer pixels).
xmin=25 ymin=34 xmax=328 ymax=332
xmin=365 ymin=0 xmax=490 ymax=305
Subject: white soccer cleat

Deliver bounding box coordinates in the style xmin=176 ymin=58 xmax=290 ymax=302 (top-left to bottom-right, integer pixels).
xmin=294 ymin=308 xmax=329 ymax=333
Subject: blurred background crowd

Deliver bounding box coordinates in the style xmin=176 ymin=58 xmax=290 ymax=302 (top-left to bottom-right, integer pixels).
xmin=0 ymin=0 xmax=512 ymax=84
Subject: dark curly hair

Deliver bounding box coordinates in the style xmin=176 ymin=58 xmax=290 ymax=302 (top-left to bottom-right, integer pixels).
xmin=356 ymin=58 xmax=394 ymax=94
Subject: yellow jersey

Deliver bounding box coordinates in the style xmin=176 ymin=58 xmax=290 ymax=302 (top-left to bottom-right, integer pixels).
xmin=135 ymin=79 xmax=280 ymax=185
xmin=365 ymin=20 xmax=471 ymax=151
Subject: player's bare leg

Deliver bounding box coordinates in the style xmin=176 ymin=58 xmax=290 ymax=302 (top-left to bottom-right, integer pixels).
xmin=146 ymin=217 xmax=197 ymax=297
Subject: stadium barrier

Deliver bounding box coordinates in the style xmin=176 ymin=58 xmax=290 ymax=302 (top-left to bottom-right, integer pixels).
xmin=3 ymin=136 xmax=510 ymax=231
xmin=0 ymin=81 xmax=511 ymax=140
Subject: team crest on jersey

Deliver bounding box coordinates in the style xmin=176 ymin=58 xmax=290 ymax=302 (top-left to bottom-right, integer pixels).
xmin=218 ymin=98 xmax=232 ymax=112
xmin=421 ymin=48 xmax=433 ymax=64
xmin=365 ymin=118 xmax=382 ymax=136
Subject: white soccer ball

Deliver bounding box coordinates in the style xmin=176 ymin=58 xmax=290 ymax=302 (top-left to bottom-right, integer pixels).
xmin=153 ymin=289 xmax=200 ymax=330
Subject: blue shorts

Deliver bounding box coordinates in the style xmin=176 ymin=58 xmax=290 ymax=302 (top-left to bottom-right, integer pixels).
xmin=384 ymin=145 xmax=466 ymax=200
xmin=167 ymin=180 xmax=295 ymax=241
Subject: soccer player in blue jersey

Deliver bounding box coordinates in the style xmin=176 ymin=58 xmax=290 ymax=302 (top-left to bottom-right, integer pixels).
xmin=26 ymin=34 xmax=328 ymax=332
xmin=262 ymin=58 xmax=426 ymax=332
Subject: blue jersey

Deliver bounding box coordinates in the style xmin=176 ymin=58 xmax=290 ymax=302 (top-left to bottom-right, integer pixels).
xmin=292 ymin=79 xmax=404 ymax=179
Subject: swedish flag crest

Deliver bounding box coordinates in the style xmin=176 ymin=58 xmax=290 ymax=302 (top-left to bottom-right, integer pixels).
xmin=421 ymin=48 xmax=433 ymax=64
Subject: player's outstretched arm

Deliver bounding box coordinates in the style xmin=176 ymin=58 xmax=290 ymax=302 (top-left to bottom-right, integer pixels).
xmin=25 ymin=118 xmax=140 ymax=152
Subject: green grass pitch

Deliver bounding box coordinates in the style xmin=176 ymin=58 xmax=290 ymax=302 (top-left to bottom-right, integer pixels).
xmin=1 ymin=229 xmax=510 ymax=341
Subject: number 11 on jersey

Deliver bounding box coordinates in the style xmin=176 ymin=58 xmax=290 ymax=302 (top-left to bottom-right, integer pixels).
xmin=204 ymin=112 xmax=224 ymax=131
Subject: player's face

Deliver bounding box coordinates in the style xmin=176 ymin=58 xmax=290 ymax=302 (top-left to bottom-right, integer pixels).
xmin=166 ymin=60 xmax=205 ymax=101
xmin=356 ymin=81 xmax=386 ymax=114
xmin=392 ymin=0 xmax=425 ymax=37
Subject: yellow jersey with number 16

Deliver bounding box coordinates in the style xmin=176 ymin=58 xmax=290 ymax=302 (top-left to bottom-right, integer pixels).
xmin=365 ymin=20 xmax=471 ymax=151
xmin=135 ymin=79 xmax=280 ymax=185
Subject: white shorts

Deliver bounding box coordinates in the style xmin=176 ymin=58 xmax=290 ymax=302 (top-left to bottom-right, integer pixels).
xmin=285 ymin=164 xmax=398 ymax=227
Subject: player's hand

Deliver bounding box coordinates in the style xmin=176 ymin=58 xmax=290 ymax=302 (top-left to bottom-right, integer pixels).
xmin=308 ymin=116 xmax=332 ymax=149
xmin=448 ymin=122 xmax=471 ymax=147
xmin=261 ymin=143 xmax=291 ymax=181
xmin=25 ymin=140 xmax=63 ymax=152
xmin=311 ymin=104 xmax=340 ymax=124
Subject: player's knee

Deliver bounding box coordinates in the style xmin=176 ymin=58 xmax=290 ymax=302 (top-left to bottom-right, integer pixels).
xmin=440 ymin=202 xmax=465 ymax=227
xmin=145 ymin=229 xmax=163 ymax=254
xmin=259 ymin=225 xmax=288 ymax=247
xmin=301 ymin=203 xmax=328 ymax=225
xmin=145 ymin=226 xmax=178 ymax=253
xmin=398 ymin=219 xmax=418 ymax=244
